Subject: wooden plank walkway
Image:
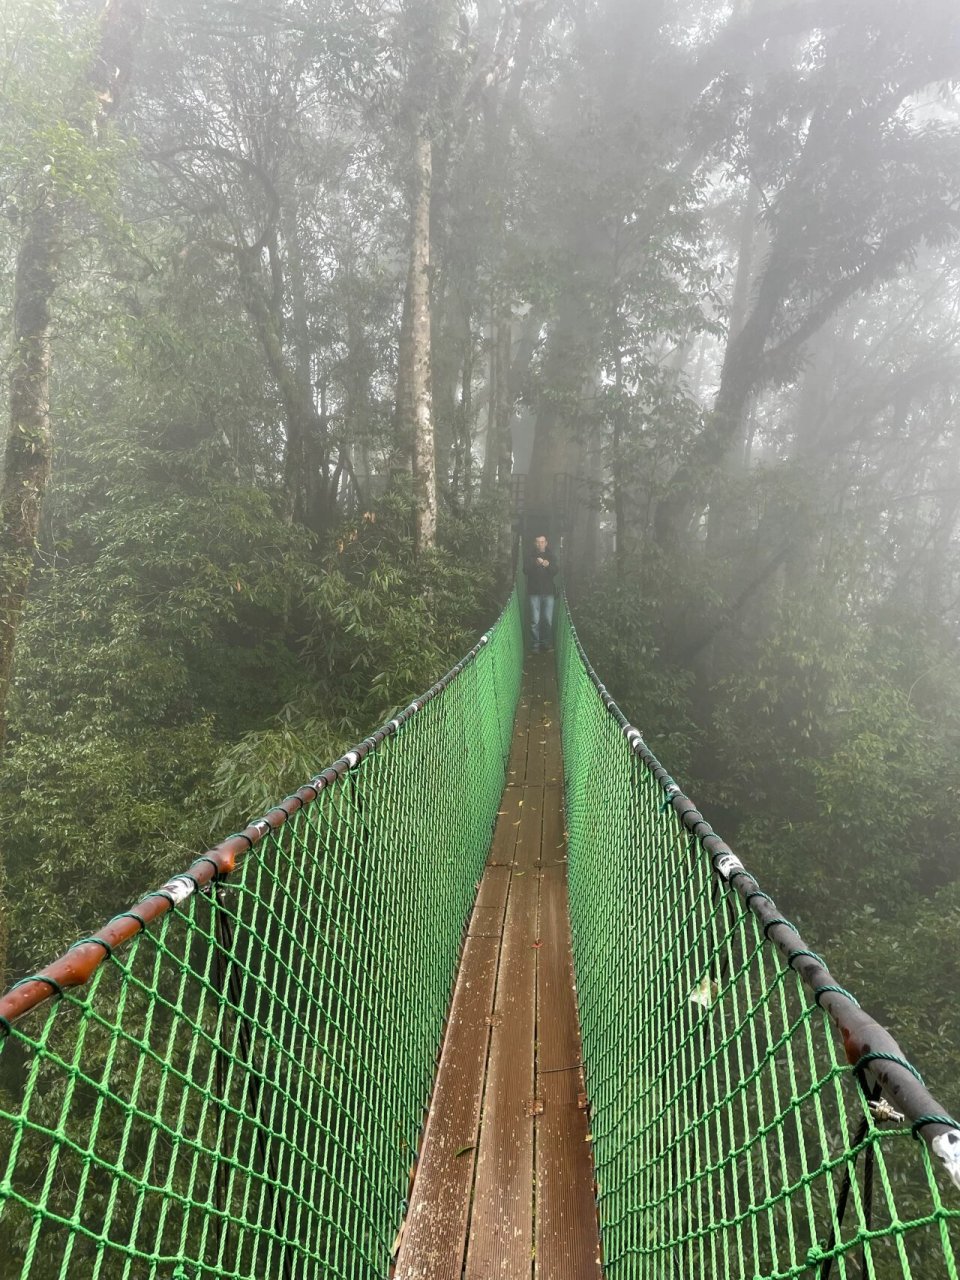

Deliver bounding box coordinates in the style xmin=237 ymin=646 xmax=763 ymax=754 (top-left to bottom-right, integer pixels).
xmin=393 ymin=654 xmax=602 ymax=1280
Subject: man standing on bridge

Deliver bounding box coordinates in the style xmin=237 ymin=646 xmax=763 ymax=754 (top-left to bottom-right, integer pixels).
xmin=525 ymin=533 xmax=559 ymax=654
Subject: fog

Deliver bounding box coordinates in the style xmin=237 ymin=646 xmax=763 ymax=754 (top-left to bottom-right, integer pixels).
xmin=0 ymin=0 xmax=959 ymax=1209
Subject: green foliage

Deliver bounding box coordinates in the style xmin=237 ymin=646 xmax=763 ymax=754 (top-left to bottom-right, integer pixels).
xmin=2 ymin=0 xmax=959 ymax=1199
xmin=211 ymin=493 xmax=503 ymax=830
xmin=572 ymin=559 xmax=701 ymax=779
xmin=580 ymin=539 xmax=960 ymax=1116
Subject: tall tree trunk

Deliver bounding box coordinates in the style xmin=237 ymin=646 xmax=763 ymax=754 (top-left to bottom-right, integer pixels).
xmin=0 ymin=0 xmax=144 ymax=755
xmin=457 ymin=329 xmax=473 ymax=505
xmin=239 ymin=261 xmax=317 ymax=528
xmin=612 ymin=337 xmax=627 ymax=573
xmin=654 ymin=234 xmax=791 ymax=548
xmin=0 ymin=194 xmax=59 ymax=753
xmin=408 ymin=130 xmax=437 ymax=553
xmin=493 ymin=312 xmax=514 ymax=560
xmin=526 ymin=287 xmax=595 ymax=532
xmin=392 ymin=270 xmax=416 ymax=476
xmin=433 ymin=276 xmax=470 ymax=506
xmin=481 ymin=295 xmax=499 ymax=496
xmin=728 ymin=182 xmax=761 ymax=345
xmin=495 ymin=318 xmax=513 ymax=488
xmin=283 ymin=203 xmax=329 ymax=528
xmin=0 ymin=0 xmax=144 ymax=984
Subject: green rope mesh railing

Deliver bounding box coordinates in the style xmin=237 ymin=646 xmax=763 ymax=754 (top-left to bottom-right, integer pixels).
xmin=555 ymin=593 xmax=960 ymax=1280
xmin=0 ymin=588 xmax=522 ymax=1280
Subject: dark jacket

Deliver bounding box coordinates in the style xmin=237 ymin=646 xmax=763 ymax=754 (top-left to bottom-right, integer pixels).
xmin=525 ymin=544 xmax=559 ymax=596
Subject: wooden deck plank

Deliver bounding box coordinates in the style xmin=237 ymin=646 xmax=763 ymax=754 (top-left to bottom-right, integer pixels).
xmin=513 ymin=784 xmax=543 ymax=872
xmin=543 ymin=694 xmax=563 ymax=788
xmin=508 ymin=686 xmax=533 ymax=785
xmin=475 ymin=863 xmax=511 ymax=911
xmin=524 ymin=661 xmax=547 ymax=787
xmin=535 ymin=854 xmax=602 ymax=1280
xmin=394 ymin=935 xmax=500 ymax=1280
xmin=468 ymin=905 xmax=505 ymax=938
xmin=394 ymin=657 xmax=601 ymax=1280
xmin=463 ymin=869 xmax=540 ymax=1280
xmin=487 ymin=787 xmax=522 ymax=867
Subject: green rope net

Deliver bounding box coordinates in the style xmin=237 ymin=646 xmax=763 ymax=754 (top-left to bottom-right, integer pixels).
xmin=555 ymin=594 xmax=960 ymax=1280
xmin=0 ymin=590 xmax=522 ymax=1280
xmin=1 ymin=576 xmax=957 ymax=1280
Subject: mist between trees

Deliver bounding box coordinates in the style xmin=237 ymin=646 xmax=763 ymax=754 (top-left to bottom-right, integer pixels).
xmin=0 ymin=0 xmax=959 ymax=1121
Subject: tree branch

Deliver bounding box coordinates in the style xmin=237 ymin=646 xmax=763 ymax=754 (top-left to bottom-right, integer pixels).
xmin=760 ymin=206 xmax=960 ymax=384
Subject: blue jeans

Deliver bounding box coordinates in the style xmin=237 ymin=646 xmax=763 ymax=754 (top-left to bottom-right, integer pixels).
xmin=529 ymin=594 xmax=555 ymax=651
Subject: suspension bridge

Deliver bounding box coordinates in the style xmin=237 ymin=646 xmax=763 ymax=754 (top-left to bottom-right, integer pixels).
xmin=0 ymin=586 xmax=957 ymax=1279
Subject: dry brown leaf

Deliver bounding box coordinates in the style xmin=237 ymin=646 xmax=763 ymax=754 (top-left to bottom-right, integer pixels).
xmin=390 ymin=1223 xmax=405 ymax=1258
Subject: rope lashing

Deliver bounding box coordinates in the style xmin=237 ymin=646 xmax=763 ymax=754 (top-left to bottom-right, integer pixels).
xmin=912 ymin=1115 xmax=960 ymax=1138
xmin=855 ymin=1051 xmax=925 ymax=1086
xmin=787 ymin=948 xmax=825 ymax=969
xmin=814 ymin=984 xmax=861 ymax=1008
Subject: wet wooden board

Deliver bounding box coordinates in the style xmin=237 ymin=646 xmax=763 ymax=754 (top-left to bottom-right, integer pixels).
xmin=468 ymin=905 xmax=505 ymax=938
xmin=543 ymin=698 xmax=563 ymax=787
xmin=463 ymin=868 xmax=539 ymax=1279
xmin=508 ymin=687 xmax=533 ymax=784
xmin=394 ymin=935 xmax=500 ymax=1280
xmin=536 ymin=852 xmax=602 ymax=1280
xmin=394 ymin=657 xmax=601 ymax=1280
xmin=488 ymin=786 xmax=523 ymax=864
xmin=474 ymin=863 xmax=511 ymax=912
xmin=524 ymin=664 xmax=547 ymax=787
xmin=513 ymin=784 xmax=543 ymax=871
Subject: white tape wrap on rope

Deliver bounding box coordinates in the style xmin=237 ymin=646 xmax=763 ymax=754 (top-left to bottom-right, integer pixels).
xmin=162 ymin=876 xmax=196 ymax=907
xmin=933 ymin=1131 xmax=960 ymax=1191
xmin=714 ymin=853 xmax=745 ymax=881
